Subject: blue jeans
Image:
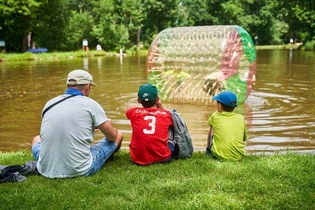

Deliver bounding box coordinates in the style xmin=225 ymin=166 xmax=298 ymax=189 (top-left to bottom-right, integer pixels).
xmin=206 ymin=135 xmax=218 ymax=160
xmin=32 ymin=138 xmax=117 ymax=176
xmin=161 ymin=141 xmax=175 ymax=163
xmin=32 ymin=142 xmax=41 ymax=162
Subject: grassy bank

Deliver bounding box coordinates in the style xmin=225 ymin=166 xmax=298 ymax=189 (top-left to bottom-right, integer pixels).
xmin=0 ymin=49 xmax=148 ymax=62
xmin=255 ymin=43 xmax=302 ymax=50
xmin=0 ymin=44 xmax=304 ymax=62
xmin=1 ymin=151 xmax=314 ymax=209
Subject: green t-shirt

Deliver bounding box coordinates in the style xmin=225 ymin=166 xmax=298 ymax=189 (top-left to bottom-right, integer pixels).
xmin=208 ymin=111 xmax=248 ymax=161
xmin=164 ymin=70 xmax=190 ymax=83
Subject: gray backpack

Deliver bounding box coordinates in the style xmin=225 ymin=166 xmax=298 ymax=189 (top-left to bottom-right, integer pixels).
xmin=168 ymin=109 xmax=194 ymax=158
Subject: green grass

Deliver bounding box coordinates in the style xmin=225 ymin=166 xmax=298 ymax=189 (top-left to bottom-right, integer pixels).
xmin=0 ymin=50 xmax=99 ymax=61
xmin=0 ymin=44 xmax=305 ymax=62
xmin=255 ymin=44 xmax=302 ymax=50
xmin=1 ymin=150 xmax=314 ymax=210
xmin=0 ymin=49 xmax=148 ymax=61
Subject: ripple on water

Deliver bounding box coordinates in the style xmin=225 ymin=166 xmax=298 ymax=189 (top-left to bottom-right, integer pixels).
xmin=244 ymin=79 xmax=315 ymax=153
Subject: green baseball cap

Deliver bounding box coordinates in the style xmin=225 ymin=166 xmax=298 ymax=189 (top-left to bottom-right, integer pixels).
xmin=138 ymin=84 xmax=158 ymax=102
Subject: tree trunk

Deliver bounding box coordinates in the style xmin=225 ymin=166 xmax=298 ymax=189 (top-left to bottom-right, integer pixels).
xmin=137 ymin=27 xmax=141 ymax=51
xmin=21 ymin=31 xmax=28 ymax=52
xmin=30 ymin=31 xmax=35 ymax=49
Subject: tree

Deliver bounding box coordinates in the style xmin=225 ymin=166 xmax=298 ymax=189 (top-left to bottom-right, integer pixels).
xmin=34 ymin=0 xmax=73 ymax=51
xmin=117 ymin=0 xmax=146 ymax=50
xmin=142 ymin=0 xmax=181 ymax=48
xmin=90 ymin=0 xmax=123 ymax=51
xmin=282 ymin=0 xmax=315 ymax=43
xmin=0 ymin=0 xmax=41 ymax=52
xmin=63 ymin=11 xmax=94 ymax=50
xmin=0 ymin=0 xmax=314 ymax=52
xmin=177 ymin=0 xmax=213 ymax=26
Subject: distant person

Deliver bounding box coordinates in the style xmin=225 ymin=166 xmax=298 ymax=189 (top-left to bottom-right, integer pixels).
xmin=206 ymin=91 xmax=248 ymax=161
xmin=161 ymin=65 xmax=191 ymax=97
xmin=82 ymin=39 xmax=89 ymax=51
xmin=32 ymin=69 xmax=123 ymax=178
xmin=290 ymin=38 xmax=293 ymax=44
xmin=96 ymin=44 xmax=102 ymax=51
xmin=126 ymin=84 xmax=174 ymax=165
xmin=163 ymin=66 xmax=191 ymax=86
xmin=202 ymin=71 xmax=225 ymax=97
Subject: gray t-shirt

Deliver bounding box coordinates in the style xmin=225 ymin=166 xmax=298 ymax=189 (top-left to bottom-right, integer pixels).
xmin=37 ymin=95 xmax=107 ymax=178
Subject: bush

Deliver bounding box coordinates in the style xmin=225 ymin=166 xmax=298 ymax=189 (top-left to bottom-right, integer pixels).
xmin=303 ymin=41 xmax=315 ymax=51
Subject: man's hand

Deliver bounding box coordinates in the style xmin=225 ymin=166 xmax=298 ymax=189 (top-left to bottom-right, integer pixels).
xmin=155 ymin=98 xmax=164 ymax=109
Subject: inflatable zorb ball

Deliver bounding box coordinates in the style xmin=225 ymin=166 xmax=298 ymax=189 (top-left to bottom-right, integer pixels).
xmin=146 ymin=25 xmax=256 ymax=105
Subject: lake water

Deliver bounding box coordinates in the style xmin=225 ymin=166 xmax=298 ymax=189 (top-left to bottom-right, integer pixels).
xmin=1 ymin=49 xmax=315 ymax=154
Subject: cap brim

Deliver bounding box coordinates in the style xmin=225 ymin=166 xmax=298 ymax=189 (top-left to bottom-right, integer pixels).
xmin=212 ymin=95 xmax=218 ymax=100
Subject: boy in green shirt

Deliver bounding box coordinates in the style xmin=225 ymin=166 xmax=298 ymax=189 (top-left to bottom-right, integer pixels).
xmin=206 ymin=91 xmax=248 ymax=161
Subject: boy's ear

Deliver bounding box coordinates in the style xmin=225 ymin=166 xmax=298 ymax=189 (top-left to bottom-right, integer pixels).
xmin=137 ymin=98 xmax=142 ymax=104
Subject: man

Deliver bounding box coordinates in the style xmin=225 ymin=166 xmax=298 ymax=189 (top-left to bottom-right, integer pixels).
xmin=32 ymin=69 xmax=123 ymax=178
xmin=126 ymin=84 xmax=174 ymax=165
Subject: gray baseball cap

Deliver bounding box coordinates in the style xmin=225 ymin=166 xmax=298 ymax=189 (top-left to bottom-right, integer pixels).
xmin=66 ymin=69 xmax=97 ymax=86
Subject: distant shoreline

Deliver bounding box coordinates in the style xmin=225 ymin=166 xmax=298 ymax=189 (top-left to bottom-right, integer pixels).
xmin=0 ymin=45 xmax=304 ymax=62
xmin=255 ymin=43 xmax=303 ymax=50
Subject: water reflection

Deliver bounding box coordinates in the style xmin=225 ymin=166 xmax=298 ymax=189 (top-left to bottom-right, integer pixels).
xmin=0 ymin=50 xmax=315 ymax=154
xmin=97 ymin=57 xmax=102 ymax=70
xmin=83 ymin=57 xmax=88 ymax=70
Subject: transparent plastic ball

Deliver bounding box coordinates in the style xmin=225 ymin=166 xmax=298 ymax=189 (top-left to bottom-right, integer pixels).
xmin=146 ymin=25 xmax=256 ymax=105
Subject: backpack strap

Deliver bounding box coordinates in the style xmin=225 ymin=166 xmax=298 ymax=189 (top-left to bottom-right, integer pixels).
xmin=42 ymin=95 xmax=76 ymax=118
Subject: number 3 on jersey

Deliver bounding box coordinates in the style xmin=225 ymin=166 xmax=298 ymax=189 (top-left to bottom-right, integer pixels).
xmin=143 ymin=116 xmax=156 ymax=134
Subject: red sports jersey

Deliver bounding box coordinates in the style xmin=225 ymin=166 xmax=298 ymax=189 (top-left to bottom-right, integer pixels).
xmin=126 ymin=107 xmax=173 ymax=165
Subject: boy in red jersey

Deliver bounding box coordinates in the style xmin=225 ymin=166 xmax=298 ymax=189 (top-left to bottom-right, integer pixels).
xmin=126 ymin=84 xmax=174 ymax=165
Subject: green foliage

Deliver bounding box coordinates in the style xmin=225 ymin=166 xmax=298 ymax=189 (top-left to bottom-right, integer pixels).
xmin=0 ymin=0 xmax=42 ymax=51
xmin=0 ymin=0 xmax=41 ymax=17
xmin=0 ymin=0 xmax=315 ymax=52
xmin=270 ymin=20 xmax=289 ymax=44
xmin=117 ymin=0 xmax=145 ymax=49
xmin=116 ymin=24 xmax=130 ymax=50
xmin=141 ymin=0 xmax=181 ymax=45
xmin=179 ymin=0 xmax=219 ymax=26
xmin=64 ymin=11 xmax=94 ymax=50
xmin=34 ymin=0 xmax=72 ymax=51
xmin=1 ymin=151 xmax=315 ymax=209
xmin=303 ymin=41 xmax=315 ymax=51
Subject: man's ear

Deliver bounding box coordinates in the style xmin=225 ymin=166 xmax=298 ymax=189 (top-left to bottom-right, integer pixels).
xmin=137 ymin=98 xmax=141 ymax=104
xmin=81 ymin=84 xmax=90 ymax=96
xmin=85 ymin=84 xmax=90 ymax=90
